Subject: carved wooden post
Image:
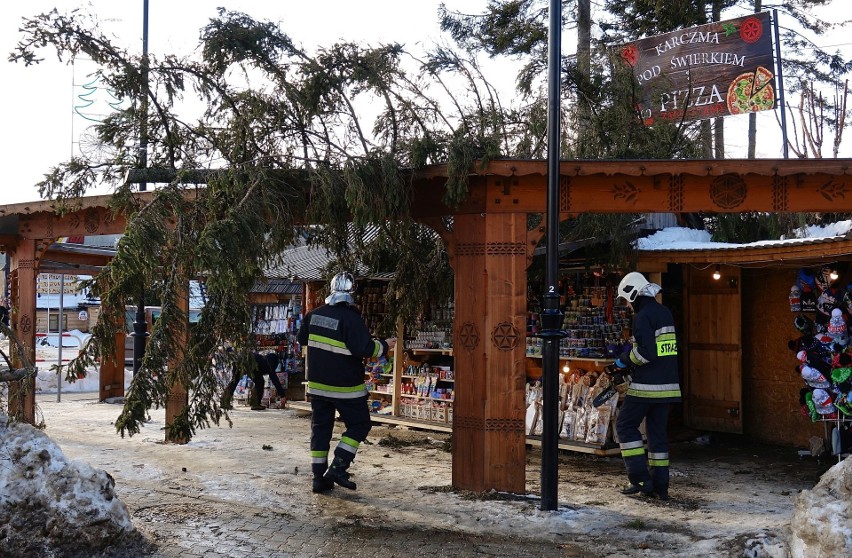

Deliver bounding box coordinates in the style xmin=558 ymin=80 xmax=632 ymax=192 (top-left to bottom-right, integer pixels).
xmin=450 ymin=212 xmax=529 ymax=493
xmin=99 ymin=328 xmax=126 ymax=401
xmin=8 ymin=240 xmax=38 ymax=423
xmin=164 ymin=284 xmax=190 ymax=444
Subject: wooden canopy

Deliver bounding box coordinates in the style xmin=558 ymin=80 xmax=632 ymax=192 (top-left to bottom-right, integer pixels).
xmin=3 ymin=159 xmax=852 ymax=494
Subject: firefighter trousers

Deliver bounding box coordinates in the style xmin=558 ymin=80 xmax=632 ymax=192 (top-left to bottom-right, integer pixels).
xmin=616 ymin=397 xmax=672 ymax=496
xmin=309 ymin=394 xmax=371 ymax=478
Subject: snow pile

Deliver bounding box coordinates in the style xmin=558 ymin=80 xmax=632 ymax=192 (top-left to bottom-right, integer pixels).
xmin=0 ymin=413 xmax=135 ymax=557
xmin=790 ymin=457 xmax=852 ymax=558
xmin=792 ymin=220 xmax=852 ymax=239
xmin=637 ymin=226 xmax=718 ymax=250
xmin=637 ymin=223 xmax=852 ymax=252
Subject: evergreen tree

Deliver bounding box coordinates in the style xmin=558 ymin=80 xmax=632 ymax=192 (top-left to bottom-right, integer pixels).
xmin=9 ymin=8 xmax=502 ymax=438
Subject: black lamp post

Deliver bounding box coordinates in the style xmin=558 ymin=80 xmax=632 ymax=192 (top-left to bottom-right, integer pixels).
xmin=539 ymin=0 xmax=567 ymax=512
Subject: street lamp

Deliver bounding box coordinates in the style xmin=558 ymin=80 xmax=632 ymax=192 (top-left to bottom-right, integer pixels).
xmin=132 ymin=0 xmax=150 ymax=375
xmin=538 ymin=0 xmax=568 ymax=512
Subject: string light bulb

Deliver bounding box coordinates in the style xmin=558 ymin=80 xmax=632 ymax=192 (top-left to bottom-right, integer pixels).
xmin=712 ymin=264 xmax=721 ymax=280
xmin=830 ymin=269 xmax=839 ymax=281
xmin=562 ymin=363 xmax=570 ymax=373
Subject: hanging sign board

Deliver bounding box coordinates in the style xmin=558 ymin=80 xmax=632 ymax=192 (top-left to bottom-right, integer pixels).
xmin=619 ymin=12 xmax=776 ymax=125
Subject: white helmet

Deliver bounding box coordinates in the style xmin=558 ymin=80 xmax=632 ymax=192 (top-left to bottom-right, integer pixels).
xmin=326 ymin=272 xmax=356 ymax=305
xmin=617 ymin=272 xmax=650 ymax=303
xmin=330 ymin=272 xmax=355 ymax=294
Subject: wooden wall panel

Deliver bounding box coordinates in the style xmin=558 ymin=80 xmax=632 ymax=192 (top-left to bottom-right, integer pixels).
xmin=685 ymin=265 xmax=742 ymax=433
xmin=741 ymin=268 xmax=824 ymax=446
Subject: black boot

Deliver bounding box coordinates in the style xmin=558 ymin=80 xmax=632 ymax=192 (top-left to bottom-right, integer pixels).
xmin=621 ymin=481 xmax=654 ymax=496
xmin=324 ymin=455 xmax=356 ymax=490
xmin=312 ymin=477 xmax=335 ymax=493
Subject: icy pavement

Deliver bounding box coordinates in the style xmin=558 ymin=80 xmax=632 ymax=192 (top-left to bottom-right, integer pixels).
xmin=8 ymin=391 xmax=843 ymax=557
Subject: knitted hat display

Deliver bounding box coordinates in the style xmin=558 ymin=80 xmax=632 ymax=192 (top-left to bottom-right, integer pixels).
xmin=789 ymin=285 xmax=802 ymax=312
xmin=815 ymin=288 xmax=840 ymax=324
xmin=831 ymin=351 xmax=852 ymax=368
xmin=788 ymin=335 xmax=821 ymax=354
xmin=835 ymin=393 xmax=852 ymax=416
xmin=796 ymin=349 xmax=832 ymax=375
xmin=811 ymin=388 xmax=837 ymax=415
xmin=793 ymin=314 xmax=815 ymax=335
xmin=804 ymin=390 xmax=820 ymax=421
xmin=831 ymin=366 xmax=852 ymax=385
xmin=831 ymin=364 xmax=852 ymax=393
xmin=798 ymin=268 xmax=818 ymax=312
xmin=842 ymin=285 xmax=852 ymax=315
xmin=827 ymin=308 xmax=849 ymax=346
xmin=815 ymin=266 xmax=834 ymax=293
xmin=798 ymin=268 xmax=816 ymax=293
xmin=800 ymin=364 xmax=832 ymax=389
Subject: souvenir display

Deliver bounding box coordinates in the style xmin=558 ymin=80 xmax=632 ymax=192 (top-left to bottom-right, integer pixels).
xmin=789 ymin=266 xmax=852 ymax=456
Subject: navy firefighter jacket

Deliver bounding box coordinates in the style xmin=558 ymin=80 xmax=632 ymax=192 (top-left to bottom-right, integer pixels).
xmin=297 ymin=302 xmax=389 ymax=399
xmin=619 ymin=295 xmax=682 ymax=403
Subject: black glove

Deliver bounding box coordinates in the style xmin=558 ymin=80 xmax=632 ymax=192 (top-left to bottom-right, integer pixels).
xmin=604 ymin=363 xmax=631 ymax=392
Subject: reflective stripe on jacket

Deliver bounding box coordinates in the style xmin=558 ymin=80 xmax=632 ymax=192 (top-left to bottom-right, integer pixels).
xmin=620 ymin=296 xmax=682 ymax=403
xmin=297 ymin=303 xmax=388 ymax=399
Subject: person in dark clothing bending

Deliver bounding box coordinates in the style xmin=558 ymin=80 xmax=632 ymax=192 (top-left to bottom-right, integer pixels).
xmin=248 ymin=351 xmax=287 ymax=410
xmin=610 ymin=272 xmax=681 ymax=501
xmin=220 ymin=349 xmax=286 ymax=410
xmin=297 ymin=272 xmax=395 ymax=493
xmin=0 ymin=298 xmax=9 ymax=327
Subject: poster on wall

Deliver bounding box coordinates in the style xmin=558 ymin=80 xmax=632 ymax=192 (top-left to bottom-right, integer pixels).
xmin=619 ymin=11 xmax=776 ymax=125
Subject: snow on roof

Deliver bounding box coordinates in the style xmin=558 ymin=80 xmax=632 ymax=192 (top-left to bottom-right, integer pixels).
xmin=637 ymin=221 xmax=852 ymax=252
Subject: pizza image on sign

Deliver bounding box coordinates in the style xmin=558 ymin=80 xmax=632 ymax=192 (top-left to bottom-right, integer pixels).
xmin=727 ymin=66 xmax=775 ymax=115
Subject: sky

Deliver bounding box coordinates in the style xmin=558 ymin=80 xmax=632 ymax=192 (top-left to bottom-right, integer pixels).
xmin=1 ymin=1 xmax=850 ymax=206
xmin=1 ymin=0 xmax=497 ymax=206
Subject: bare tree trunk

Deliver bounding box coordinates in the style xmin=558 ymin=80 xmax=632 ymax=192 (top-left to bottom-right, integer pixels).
xmin=702 ymin=120 xmax=713 ymax=157
xmin=576 ymin=0 xmax=591 ymax=147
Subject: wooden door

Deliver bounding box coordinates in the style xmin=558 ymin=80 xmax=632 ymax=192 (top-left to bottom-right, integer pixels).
xmin=684 ymin=265 xmax=742 ymax=433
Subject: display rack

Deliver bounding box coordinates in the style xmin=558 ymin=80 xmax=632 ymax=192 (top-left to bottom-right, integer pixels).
xmin=291 ymin=279 xmax=628 ymax=455
xmin=818 ymin=415 xmax=852 ymax=463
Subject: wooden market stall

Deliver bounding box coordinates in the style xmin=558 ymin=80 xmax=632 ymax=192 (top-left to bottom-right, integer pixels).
xmin=4 ymin=158 xmax=852 ymax=493
xmin=639 ymin=235 xmax=852 ymax=450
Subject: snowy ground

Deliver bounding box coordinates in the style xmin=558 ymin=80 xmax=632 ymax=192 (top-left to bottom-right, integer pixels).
xmin=3 ymin=341 xmax=850 ymax=556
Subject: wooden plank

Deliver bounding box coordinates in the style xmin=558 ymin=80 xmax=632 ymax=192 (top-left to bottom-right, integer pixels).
xmin=99 ymin=330 xmax=126 ymax=400
xmin=289 ymin=401 xmax=617 ymax=454
xmin=688 ymin=342 xmax=740 ymax=352
xmin=685 ymin=266 xmax=743 ymax=433
xmin=688 ymin=397 xmax=741 ymax=420
xmin=411 ymin=160 xmax=852 ymax=217
xmin=640 ymin=239 xmax=852 ymax=265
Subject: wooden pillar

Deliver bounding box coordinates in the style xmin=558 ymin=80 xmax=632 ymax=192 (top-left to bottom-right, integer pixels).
xmin=99 ymin=329 xmax=126 ymax=400
xmin=450 ymin=212 xmax=529 ymax=493
xmin=8 ymin=240 xmax=37 ymax=423
xmin=164 ymin=284 xmax=190 ymax=444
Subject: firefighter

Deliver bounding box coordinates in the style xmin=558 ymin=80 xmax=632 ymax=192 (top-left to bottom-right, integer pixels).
xmin=297 ymin=272 xmax=395 ymax=493
xmin=610 ymin=271 xmax=681 ymax=500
